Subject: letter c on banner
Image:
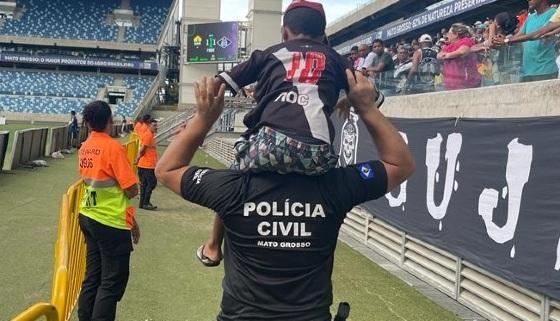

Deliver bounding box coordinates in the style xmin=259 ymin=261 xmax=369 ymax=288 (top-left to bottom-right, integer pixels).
xmin=385 ymin=132 xmax=409 ymax=210
xmin=425 ymin=133 xmax=462 ymax=231
xmin=478 ymin=139 xmax=533 ymax=258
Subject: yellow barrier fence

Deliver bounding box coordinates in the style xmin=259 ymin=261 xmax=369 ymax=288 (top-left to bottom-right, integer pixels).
xmin=12 ymin=136 xmax=140 ymax=321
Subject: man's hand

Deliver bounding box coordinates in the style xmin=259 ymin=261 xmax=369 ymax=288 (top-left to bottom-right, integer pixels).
xmin=345 ymin=69 xmax=378 ymax=116
xmin=194 ymin=77 xmax=226 ymax=124
xmin=131 ymin=217 xmax=140 ymax=244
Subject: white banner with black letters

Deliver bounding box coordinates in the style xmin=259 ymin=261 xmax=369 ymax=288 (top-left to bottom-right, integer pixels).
xmin=333 ymin=112 xmax=560 ymax=299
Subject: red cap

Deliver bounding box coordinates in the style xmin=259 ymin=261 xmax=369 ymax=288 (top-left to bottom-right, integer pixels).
xmin=285 ymin=0 xmax=326 ymax=20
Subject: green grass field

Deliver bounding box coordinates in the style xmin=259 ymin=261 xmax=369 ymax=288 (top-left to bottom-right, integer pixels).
xmin=0 ymin=148 xmax=462 ymax=321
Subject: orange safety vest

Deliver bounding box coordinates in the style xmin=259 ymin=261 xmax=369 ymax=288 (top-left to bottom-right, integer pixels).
xmin=138 ymin=128 xmax=158 ymax=169
xmin=79 ymin=131 xmax=138 ymax=229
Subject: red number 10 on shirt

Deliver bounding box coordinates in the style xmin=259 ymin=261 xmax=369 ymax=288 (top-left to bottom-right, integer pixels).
xmin=285 ymin=52 xmax=326 ymax=85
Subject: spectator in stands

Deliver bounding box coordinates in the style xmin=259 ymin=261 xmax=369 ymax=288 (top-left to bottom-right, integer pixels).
xmin=69 ymin=110 xmax=79 ymax=148
xmin=393 ymin=45 xmax=413 ymax=94
xmin=438 ymin=28 xmax=448 ymax=41
xmin=349 ymin=45 xmax=359 ymax=66
xmin=156 ymin=71 xmax=414 ymax=321
xmin=492 ymin=0 xmax=559 ymax=81
xmin=136 ymin=119 xmax=158 ymax=211
xmin=77 ymin=101 xmax=140 ymax=321
xmin=437 ymin=23 xmax=481 ymax=90
xmin=473 ymin=12 xmax=523 ymax=85
xmin=367 ymin=39 xmax=395 ymax=89
xmin=411 ymin=39 xmax=420 ymax=52
xmin=355 ymin=44 xmax=368 ymax=70
xmin=359 ymin=43 xmax=377 ymax=73
xmin=407 ymin=34 xmax=440 ymax=93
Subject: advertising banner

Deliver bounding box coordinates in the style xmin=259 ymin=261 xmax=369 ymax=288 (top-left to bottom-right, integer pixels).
xmin=0 ymin=52 xmax=158 ymax=70
xmin=334 ymin=113 xmax=560 ymax=299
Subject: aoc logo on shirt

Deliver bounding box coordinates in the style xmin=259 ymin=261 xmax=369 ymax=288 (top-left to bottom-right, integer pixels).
xmin=193 ymin=169 xmax=209 ymax=185
xmin=357 ymin=163 xmax=375 ymax=180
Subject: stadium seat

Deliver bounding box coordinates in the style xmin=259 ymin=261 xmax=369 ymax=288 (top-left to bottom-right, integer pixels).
xmin=0 ymin=71 xmax=112 ymax=98
xmin=0 ymin=71 xmax=153 ymax=116
xmin=0 ymin=0 xmax=119 ymax=41
xmin=116 ymin=76 xmax=154 ymax=116
xmin=124 ymin=0 xmax=172 ymax=44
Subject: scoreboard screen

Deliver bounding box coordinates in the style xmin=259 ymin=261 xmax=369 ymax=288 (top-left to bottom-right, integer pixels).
xmin=186 ymin=22 xmax=239 ymax=64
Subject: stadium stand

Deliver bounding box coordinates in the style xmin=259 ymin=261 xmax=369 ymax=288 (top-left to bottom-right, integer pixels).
xmin=0 ymin=0 xmax=119 ymax=41
xmin=124 ymin=0 xmax=173 ymax=44
xmin=116 ymin=76 xmax=154 ymax=116
xmin=0 ymin=96 xmax=89 ymax=114
xmin=0 ymin=70 xmax=112 ymax=98
xmin=0 ymin=70 xmax=155 ymax=116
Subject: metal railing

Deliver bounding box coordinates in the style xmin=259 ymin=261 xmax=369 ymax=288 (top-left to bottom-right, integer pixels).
xmin=341 ymin=207 xmax=560 ymax=321
xmin=11 ymin=134 xmax=140 ymax=321
xmin=133 ymin=74 xmax=162 ymax=120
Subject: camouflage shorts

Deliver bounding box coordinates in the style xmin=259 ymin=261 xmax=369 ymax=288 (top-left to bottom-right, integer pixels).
xmin=231 ymin=126 xmax=338 ymax=176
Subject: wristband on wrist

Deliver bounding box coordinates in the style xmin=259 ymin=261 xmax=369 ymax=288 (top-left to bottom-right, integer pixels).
xmin=374 ymin=91 xmax=385 ymax=109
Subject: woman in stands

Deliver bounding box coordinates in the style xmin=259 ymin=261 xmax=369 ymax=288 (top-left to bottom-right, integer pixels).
xmin=437 ymin=23 xmax=481 ymax=90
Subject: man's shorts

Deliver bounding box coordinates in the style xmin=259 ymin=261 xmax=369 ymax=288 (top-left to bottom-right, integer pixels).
xmin=231 ymin=126 xmax=338 ymax=176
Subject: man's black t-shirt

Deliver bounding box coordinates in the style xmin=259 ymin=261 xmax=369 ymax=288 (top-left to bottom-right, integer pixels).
xmin=218 ymin=38 xmax=351 ymax=144
xmin=181 ymin=161 xmax=388 ymax=321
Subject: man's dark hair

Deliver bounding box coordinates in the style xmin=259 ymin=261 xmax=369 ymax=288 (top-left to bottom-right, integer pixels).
xmin=70 ymin=110 xmax=76 ymax=116
xmin=283 ymin=7 xmax=326 ymax=38
xmin=82 ymin=101 xmax=112 ymax=132
xmin=351 ymin=46 xmax=359 ymax=52
xmin=373 ymin=39 xmax=384 ymax=46
xmin=494 ymin=12 xmax=518 ymax=35
xmin=142 ymin=114 xmax=152 ymax=122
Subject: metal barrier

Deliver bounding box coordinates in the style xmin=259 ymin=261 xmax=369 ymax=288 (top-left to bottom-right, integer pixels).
xmin=46 ymin=126 xmax=70 ymax=156
xmin=203 ymin=138 xmax=236 ymax=166
xmin=0 ymin=130 xmax=9 ymax=170
xmin=340 ymin=207 xmax=560 ymax=321
xmin=11 ymin=136 xmax=140 ymax=321
xmin=9 ymin=127 xmax=49 ymax=170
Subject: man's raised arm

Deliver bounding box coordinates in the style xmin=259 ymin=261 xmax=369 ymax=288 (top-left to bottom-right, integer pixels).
xmin=345 ymin=69 xmax=415 ymax=191
xmin=155 ymin=77 xmax=226 ymax=195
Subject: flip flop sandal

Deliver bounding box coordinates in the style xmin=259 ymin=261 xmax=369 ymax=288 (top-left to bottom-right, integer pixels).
xmin=196 ymin=245 xmax=221 ymax=267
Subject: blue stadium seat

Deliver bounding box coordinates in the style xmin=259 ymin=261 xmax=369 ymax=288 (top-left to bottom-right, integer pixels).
xmin=124 ymin=0 xmax=172 ymax=44
xmin=0 ymin=0 xmax=119 ymax=41
xmin=0 ymin=95 xmax=90 ymax=114
xmin=0 ymin=71 xmax=112 ymax=98
xmin=0 ymin=71 xmax=153 ymax=116
xmin=116 ymin=76 xmax=154 ymax=116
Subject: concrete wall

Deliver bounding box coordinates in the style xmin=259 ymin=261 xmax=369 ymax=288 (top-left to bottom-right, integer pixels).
xmin=247 ymin=0 xmax=282 ymax=52
xmin=1 ymin=112 xmax=69 ymax=123
xmin=382 ymin=79 xmax=560 ymax=119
